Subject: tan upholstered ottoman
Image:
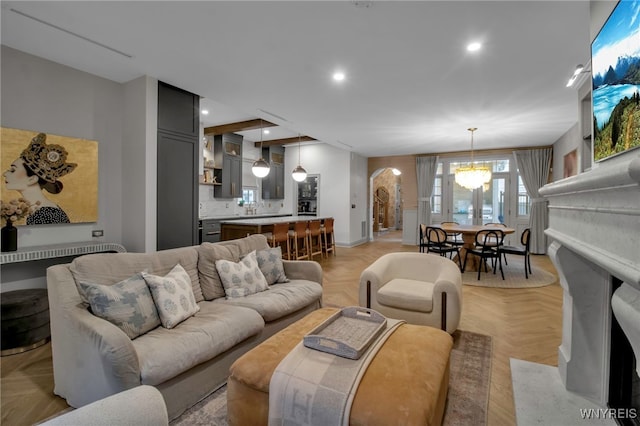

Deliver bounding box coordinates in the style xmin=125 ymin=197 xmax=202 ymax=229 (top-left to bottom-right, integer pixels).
xmin=228 ymin=307 xmax=453 ymax=426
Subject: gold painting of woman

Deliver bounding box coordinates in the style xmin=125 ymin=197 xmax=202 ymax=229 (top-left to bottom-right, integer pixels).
xmin=1 ymin=127 xmax=98 ymax=225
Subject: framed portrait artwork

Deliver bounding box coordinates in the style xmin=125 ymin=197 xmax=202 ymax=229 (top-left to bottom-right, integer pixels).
xmin=1 ymin=127 xmax=98 ymax=225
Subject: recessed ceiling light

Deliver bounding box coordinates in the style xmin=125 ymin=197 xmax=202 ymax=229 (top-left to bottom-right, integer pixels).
xmin=467 ymin=42 xmax=482 ymax=52
xmin=332 ymin=71 xmax=346 ymax=82
xmin=263 ymin=129 xmax=270 ymax=135
xmin=201 ymin=109 xmax=209 ymax=115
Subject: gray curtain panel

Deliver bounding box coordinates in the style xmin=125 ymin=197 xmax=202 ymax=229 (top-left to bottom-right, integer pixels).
xmin=416 ymin=156 xmax=439 ymax=242
xmin=513 ymin=148 xmax=552 ymax=254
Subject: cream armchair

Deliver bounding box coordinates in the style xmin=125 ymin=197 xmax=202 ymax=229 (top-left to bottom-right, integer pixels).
xmin=359 ymin=252 xmax=462 ymax=333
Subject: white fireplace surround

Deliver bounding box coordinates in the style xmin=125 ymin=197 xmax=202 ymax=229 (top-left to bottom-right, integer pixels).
xmin=540 ymin=153 xmax=640 ymax=406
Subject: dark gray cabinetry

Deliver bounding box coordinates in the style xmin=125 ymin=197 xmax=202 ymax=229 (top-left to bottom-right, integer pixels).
xmin=213 ymin=133 xmax=243 ymax=199
xmin=261 ymin=145 xmax=285 ymax=199
xmin=200 ymin=219 xmax=221 ymax=243
xmin=157 ymin=81 xmax=199 ymax=250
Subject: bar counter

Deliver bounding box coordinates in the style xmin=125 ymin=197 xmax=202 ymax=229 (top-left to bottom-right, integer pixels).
xmin=220 ymin=215 xmax=330 ymax=241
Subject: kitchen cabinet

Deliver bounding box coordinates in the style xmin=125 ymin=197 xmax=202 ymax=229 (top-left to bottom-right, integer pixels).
xmin=199 ymin=219 xmax=221 ymax=243
xmin=262 ymin=145 xmax=285 ymax=199
xmin=157 ymin=81 xmax=199 ymax=250
xmin=213 ymin=133 xmax=243 ymax=198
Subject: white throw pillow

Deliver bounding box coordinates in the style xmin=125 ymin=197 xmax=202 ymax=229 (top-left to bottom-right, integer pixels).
xmin=78 ymin=273 xmax=161 ymax=339
xmin=215 ymin=250 xmax=269 ymax=298
xmin=143 ymin=263 xmax=200 ymax=329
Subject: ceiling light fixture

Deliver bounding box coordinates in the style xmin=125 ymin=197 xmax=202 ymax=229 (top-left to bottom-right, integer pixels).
xmin=454 ymin=127 xmax=492 ymax=190
xmin=333 ymin=71 xmax=346 ymax=82
xmin=291 ymin=133 xmax=308 ymax=182
xmin=392 ymin=168 xmax=401 ymax=176
xmin=467 ymin=42 xmax=482 ymax=52
xmin=201 ymin=109 xmax=209 ymax=115
xmin=566 ymin=64 xmax=586 ymax=87
xmin=251 ymin=119 xmax=270 ymax=178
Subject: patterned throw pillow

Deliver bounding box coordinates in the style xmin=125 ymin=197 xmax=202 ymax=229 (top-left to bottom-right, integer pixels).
xmin=254 ymin=246 xmax=289 ymax=285
xmin=215 ymin=250 xmax=269 ymax=299
xmin=78 ymin=273 xmax=161 ymax=339
xmin=143 ymin=263 xmax=200 ymax=329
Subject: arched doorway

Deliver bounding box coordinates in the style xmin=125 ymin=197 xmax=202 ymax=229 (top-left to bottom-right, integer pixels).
xmin=369 ymin=167 xmax=403 ymax=241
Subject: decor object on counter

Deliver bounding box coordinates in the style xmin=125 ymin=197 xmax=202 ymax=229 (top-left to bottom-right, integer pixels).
xmin=563 ymin=149 xmax=578 ymax=178
xmin=252 ymin=120 xmax=271 ymax=178
xmin=454 ymin=127 xmax=491 ymax=190
xmin=291 ymin=133 xmax=308 ymax=182
xmin=1 ymin=127 xmax=98 ymax=224
xmin=1 ymin=198 xmax=34 ymax=252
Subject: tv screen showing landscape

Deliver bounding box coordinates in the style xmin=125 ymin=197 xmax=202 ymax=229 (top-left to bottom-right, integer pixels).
xmin=591 ymin=0 xmax=640 ymax=162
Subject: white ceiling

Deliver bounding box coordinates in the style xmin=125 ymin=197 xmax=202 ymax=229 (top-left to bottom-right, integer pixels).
xmin=1 ymin=1 xmax=591 ymax=156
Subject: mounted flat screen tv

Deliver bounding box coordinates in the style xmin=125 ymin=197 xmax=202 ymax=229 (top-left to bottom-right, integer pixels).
xmin=591 ymin=0 xmax=640 ymax=162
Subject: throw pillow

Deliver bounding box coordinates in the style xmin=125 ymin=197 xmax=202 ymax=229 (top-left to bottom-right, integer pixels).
xmin=78 ymin=273 xmax=161 ymax=340
xmin=143 ymin=263 xmax=200 ymax=329
xmin=254 ymin=246 xmax=289 ymax=285
xmin=215 ymin=250 xmax=269 ymax=298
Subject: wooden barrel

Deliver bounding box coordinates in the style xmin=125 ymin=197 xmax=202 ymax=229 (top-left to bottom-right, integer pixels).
xmin=1 ymin=289 xmax=50 ymax=356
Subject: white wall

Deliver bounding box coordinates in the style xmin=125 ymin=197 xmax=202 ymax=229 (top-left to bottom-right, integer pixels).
xmin=1 ymin=46 xmax=126 ymax=290
xmin=284 ymin=143 xmax=359 ymax=246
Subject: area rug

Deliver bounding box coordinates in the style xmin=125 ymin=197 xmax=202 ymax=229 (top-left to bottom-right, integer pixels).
xmin=171 ymin=330 xmax=492 ymax=426
xmin=462 ymin=256 xmax=556 ymax=288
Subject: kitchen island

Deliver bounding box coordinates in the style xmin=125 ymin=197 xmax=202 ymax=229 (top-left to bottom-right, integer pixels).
xmin=220 ymin=216 xmax=331 ymax=241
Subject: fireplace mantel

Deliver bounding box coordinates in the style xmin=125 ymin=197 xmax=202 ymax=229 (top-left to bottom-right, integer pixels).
xmin=540 ymin=153 xmax=640 ymax=406
xmin=540 ymin=154 xmax=640 ymax=288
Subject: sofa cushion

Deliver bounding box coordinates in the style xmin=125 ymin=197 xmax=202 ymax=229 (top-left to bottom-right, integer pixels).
xmin=214 ymin=280 xmax=322 ymax=322
xmin=132 ymin=303 xmax=264 ymax=385
xmin=143 ymin=264 xmax=200 ymax=329
xmin=78 ymin=273 xmax=161 ymax=339
xmin=216 ymin=251 xmax=269 ymax=299
xmin=197 ymin=243 xmax=240 ymax=300
xmin=70 ymin=247 xmax=204 ymax=303
xmin=255 ymin=247 xmax=289 ymax=285
xmin=377 ymin=278 xmax=434 ymax=313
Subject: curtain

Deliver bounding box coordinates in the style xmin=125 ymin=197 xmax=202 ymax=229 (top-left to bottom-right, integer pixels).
xmin=416 ymin=156 xmax=439 ymax=238
xmin=513 ymin=148 xmax=552 ymax=254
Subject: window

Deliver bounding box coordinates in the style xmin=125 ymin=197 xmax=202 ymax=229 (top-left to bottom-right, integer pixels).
xmin=431 ymin=163 xmax=443 ymax=214
xmin=241 ymin=188 xmax=257 ymax=205
xmin=517 ymin=176 xmax=529 ymax=216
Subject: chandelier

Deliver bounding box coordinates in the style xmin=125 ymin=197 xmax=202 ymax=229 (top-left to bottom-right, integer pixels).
xmin=454 ymin=127 xmax=491 ymax=190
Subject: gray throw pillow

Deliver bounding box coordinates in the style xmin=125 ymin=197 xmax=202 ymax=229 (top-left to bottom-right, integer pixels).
xmin=215 ymin=250 xmax=269 ymax=298
xmin=254 ymin=246 xmax=289 ymax=285
xmin=143 ymin=263 xmax=200 ymax=329
xmin=79 ymin=273 xmax=161 ymax=339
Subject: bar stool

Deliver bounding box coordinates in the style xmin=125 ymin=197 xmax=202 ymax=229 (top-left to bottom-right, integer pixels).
xmin=288 ymin=220 xmax=310 ymax=260
xmin=321 ymin=217 xmax=336 ymax=257
xmin=263 ymin=222 xmax=291 ymax=260
xmin=307 ymin=220 xmax=323 ymax=260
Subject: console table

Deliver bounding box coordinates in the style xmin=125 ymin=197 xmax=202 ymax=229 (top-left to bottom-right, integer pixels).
xmin=0 ymin=241 xmax=127 ymax=265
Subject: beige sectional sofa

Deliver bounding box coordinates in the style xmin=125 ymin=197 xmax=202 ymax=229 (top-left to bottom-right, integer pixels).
xmin=46 ymin=234 xmax=323 ymax=420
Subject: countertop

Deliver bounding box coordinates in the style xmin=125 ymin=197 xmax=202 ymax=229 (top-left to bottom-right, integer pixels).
xmin=219 ymin=215 xmax=328 ymax=225
xmin=199 ymin=214 xmax=292 ymax=221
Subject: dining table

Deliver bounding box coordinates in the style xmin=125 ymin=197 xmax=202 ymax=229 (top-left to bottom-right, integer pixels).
xmin=433 ymin=223 xmax=515 ymax=272
xmin=220 ymin=215 xmax=331 ymax=241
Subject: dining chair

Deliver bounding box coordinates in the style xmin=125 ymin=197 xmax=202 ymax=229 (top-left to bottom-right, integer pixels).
xmin=440 ymin=221 xmax=464 ymax=247
xmin=463 ymin=229 xmax=505 ymax=280
xmin=485 ymin=222 xmax=508 ymax=262
xmin=320 ymin=217 xmax=336 ymax=257
xmin=498 ymin=228 xmax=532 ymax=278
xmin=425 ymin=226 xmax=462 ymax=269
xmin=288 ymin=220 xmax=310 ymax=260
xmin=307 ymin=220 xmax=323 ymax=260
xmin=264 ymin=222 xmax=291 ymax=260
xmin=418 ymin=224 xmax=429 ymax=253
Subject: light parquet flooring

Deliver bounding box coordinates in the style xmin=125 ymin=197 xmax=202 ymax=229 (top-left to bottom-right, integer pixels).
xmin=1 ymin=230 xmax=562 ymax=426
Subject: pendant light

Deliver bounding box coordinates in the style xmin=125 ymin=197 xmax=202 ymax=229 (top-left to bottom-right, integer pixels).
xmin=454 ymin=127 xmax=492 ymax=190
xmin=252 ymin=119 xmax=270 ymax=178
xmin=291 ymin=133 xmax=308 ymax=182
